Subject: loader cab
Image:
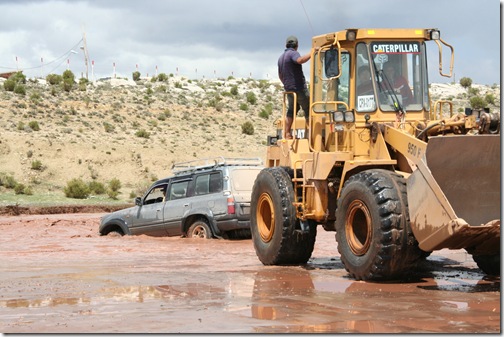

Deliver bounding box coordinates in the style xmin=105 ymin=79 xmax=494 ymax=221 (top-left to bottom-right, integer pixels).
xmin=312 ymin=32 xmax=432 ymax=123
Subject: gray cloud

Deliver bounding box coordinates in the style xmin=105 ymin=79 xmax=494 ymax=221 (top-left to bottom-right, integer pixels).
xmin=0 ymin=0 xmax=500 ymax=84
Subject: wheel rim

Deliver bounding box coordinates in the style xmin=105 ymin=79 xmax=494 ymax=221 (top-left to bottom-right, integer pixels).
xmin=191 ymin=225 xmax=206 ymax=238
xmin=345 ymin=200 xmax=372 ymax=256
xmin=257 ymin=192 xmax=275 ymax=242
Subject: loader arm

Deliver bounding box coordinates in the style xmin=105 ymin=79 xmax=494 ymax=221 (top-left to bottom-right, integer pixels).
xmin=383 ymin=125 xmax=500 ymax=254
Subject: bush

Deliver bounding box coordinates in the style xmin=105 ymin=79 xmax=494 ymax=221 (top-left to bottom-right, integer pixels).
xmin=3 ymin=79 xmax=16 ymax=91
xmin=0 ymin=173 xmax=17 ymax=189
xmin=88 ymin=181 xmax=106 ymax=194
xmin=485 ymin=93 xmax=496 ymax=105
xmin=107 ymin=178 xmax=122 ymax=199
xmin=31 ymin=160 xmax=43 ymax=171
xmin=469 ymin=96 xmax=486 ymax=109
xmin=132 ymin=71 xmax=141 ymax=81
xmin=135 ymin=129 xmax=150 ymax=138
xmin=459 ymin=77 xmax=472 ymax=89
xmin=64 ymin=178 xmax=90 ymax=199
xmin=28 ymin=121 xmax=40 ymax=131
xmin=14 ymin=183 xmax=26 ymax=195
xmin=13 ymin=84 xmax=26 ymax=95
xmin=157 ymin=73 xmax=168 ymax=82
xmin=46 ymin=74 xmax=62 ymax=85
xmin=241 ymin=121 xmax=254 ymax=135
xmin=230 ymin=85 xmax=239 ymax=96
xmin=246 ymin=91 xmax=257 ymax=105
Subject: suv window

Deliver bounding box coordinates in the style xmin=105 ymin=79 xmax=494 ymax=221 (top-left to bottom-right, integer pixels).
xmin=194 ymin=172 xmax=222 ymax=196
xmin=144 ymin=184 xmax=168 ymax=205
xmin=169 ymin=180 xmax=189 ymax=200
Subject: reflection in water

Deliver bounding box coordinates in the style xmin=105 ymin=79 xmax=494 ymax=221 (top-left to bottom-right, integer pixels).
xmin=247 ymin=266 xmax=500 ymax=333
xmin=0 ymin=265 xmax=499 ymax=333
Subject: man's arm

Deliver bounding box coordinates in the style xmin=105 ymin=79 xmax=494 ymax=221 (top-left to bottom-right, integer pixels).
xmin=296 ymin=52 xmax=311 ymax=64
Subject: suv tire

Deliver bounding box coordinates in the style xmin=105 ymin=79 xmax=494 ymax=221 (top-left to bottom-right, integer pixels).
xmin=187 ymin=220 xmax=212 ymax=239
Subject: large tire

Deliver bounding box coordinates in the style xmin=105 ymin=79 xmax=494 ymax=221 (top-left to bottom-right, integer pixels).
xmin=187 ymin=220 xmax=212 ymax=239
xmin=335 ymin=169 xmax=423 ymax=281
xmin=472 ymin=254 xmax=500 ymax=276
xmin=250 ymin=167 xmax=317 ymax=265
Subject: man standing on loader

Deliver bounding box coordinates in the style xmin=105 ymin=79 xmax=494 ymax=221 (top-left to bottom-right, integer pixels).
xmin=277 ymin=35 xmax=312 ymax=139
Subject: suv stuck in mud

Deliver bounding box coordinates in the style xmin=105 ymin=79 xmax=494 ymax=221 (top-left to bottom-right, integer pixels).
xmin=99 ymin=157 xmax=263 ymax=239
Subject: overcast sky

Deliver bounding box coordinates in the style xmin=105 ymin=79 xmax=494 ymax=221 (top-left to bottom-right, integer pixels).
xmin=0 ymin=0 xmax=501 ymax=84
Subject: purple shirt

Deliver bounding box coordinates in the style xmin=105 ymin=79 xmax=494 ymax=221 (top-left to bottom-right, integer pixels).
xmin=278 ymin=48 xmax=307 ymax=91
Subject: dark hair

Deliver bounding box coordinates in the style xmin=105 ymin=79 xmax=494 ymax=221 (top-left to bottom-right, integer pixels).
xmin=286 ymin=42 xmax=297 ymax=48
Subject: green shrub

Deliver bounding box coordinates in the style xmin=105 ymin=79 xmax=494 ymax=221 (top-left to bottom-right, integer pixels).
xmin=3 ymin=79 xmax=15 ymax=91
xmin=246 ymin=91 xmax=257 ymax=105
xmin=485 ymin=93 xmax=496 ymax=105
xmin=230 ymin=85 xmax=239 ymax=96
xmin=241 ymin=121 xmax=254 ymax=135
xmin=0 ymin=173 xmax=17 ymax=189
xmin=239 ymin=103 xmax=248 ymax=111
xmin=107 ymin=178 xmax=122 ymax=199
xmin=470 ymin=96 xmax=486 ymax=109
xmin=62 ymin=69 xmax=75 ymax=82
xmin=31 ymin=160 xmax=43 ymax=171
xmin=157 ymin=73 xmax=168 ymax=82
xmin=64 ymin=178 xmax=90 ymax=199
xmin=135 ymin=129 xmax=150 ymax=138
xmin=88 ymin=181 xmax=106 ymax=194
xmin=103 ymin=122 xmax=115 ymax=133
xmin=13 ymin=84 xmax=26 ymax=95
xmin=46 ymin=74 xmax=62 ymax=85
xmin=62 ymin=78 xmax=73 ymax=92
xmin=132 ymin=71 xmax=141 ymax=81
xmin=28 ymin=121 xmax=40 ymax=131
xmin=14 ymin=183 xmax=26 ymax=195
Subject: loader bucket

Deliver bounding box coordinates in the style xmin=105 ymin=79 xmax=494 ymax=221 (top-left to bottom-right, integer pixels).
xmin=407 ymin=134 xmax=501 ymax=253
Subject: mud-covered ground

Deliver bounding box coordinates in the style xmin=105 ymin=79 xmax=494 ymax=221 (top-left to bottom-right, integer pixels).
xmin=0 ymin=212 xmax=500 ymax=333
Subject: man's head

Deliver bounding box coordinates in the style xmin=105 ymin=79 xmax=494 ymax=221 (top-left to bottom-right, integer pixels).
xmin=286 ymin=35 xmax=298 ymax=49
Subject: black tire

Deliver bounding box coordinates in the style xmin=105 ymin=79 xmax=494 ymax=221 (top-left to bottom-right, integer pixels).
xmin=472 ymin=254 xmax=500 ymax=276
xmin=187 ymin=220 xmax=212 ymax=239
xmin=335 ymin=169 xmax=423 ymax=281
xmin=250 ymin=167 xmax=317 ymax=265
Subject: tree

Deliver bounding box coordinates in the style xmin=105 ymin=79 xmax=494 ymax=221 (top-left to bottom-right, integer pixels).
xmin=459 ymin=77 xmax=472 ymax=89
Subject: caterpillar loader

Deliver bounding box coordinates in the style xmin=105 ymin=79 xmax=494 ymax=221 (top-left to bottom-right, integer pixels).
xmin=250 ymin=28 xmax=500 ymax=281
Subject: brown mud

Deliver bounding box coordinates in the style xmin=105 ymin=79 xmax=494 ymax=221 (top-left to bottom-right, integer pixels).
xmin=0 ymin=212 xmax=500 ymax=333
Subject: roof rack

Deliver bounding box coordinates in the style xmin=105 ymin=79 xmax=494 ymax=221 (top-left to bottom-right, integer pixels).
xmin=171 ymin=157 xmax=263 ymax=175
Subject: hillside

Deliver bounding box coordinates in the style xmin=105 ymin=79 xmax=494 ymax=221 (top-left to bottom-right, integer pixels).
xmin=0 ymin=76 xmax=500 ymax=204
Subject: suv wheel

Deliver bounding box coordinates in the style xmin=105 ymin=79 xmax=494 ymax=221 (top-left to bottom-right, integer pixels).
xmin=187 ymin=220 xmax=212 ymax=239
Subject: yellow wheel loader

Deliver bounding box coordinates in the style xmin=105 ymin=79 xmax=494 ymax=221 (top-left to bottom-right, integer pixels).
xmin=251 ymin=28 xmax=500 ymax=281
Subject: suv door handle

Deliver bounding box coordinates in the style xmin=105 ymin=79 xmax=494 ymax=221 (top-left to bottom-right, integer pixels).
xmin=184 ymin=204 xmax=189 ymax=207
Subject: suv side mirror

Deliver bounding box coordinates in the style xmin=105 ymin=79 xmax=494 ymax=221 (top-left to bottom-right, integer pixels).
xmin=135 ymin=197 xmax=142 ymax=206
xmin=325 ymin=48 xmax=340 ymax=78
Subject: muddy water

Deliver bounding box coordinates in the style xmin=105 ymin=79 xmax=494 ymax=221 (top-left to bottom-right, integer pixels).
xmin=0 ymin=214 xmax=500 ymax=333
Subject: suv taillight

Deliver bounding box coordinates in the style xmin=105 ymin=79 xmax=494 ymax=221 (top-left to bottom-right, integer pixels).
xmin=227 ymin=197 xmax=235 ymax=214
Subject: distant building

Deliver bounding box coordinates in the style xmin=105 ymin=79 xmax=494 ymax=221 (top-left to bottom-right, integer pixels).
xmin=0 ymin=71 xmax=18 ymax=79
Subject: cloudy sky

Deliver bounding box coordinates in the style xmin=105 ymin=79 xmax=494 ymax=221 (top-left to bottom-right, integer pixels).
xmin=0 ymin=0 xmax=500 ymax=84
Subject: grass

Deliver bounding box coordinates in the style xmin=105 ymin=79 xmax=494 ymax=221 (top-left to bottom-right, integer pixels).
xmin=0 ymin=190 xmax=131 ymax=207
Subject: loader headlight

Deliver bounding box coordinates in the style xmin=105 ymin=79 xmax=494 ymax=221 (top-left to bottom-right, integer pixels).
xmin=332 ymin=111 xmax=355 ymax=123
xmin=346 ymin=29 xmax=357 ymax=41
xmin=429 ymin=29 xmax=440 ymax=40
xmin=333 ymin=111 xmax=344 ymax=122
xmin=344 ymin=111 xmax=355 ymax=122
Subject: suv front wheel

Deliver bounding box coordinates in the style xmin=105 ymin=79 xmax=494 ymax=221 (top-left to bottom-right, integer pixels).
xmin=187 ymin=220 xmax=212 ymax=239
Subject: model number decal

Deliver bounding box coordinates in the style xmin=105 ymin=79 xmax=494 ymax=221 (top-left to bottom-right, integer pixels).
xmin=407 ymin=142 xmax=422 ymax=158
